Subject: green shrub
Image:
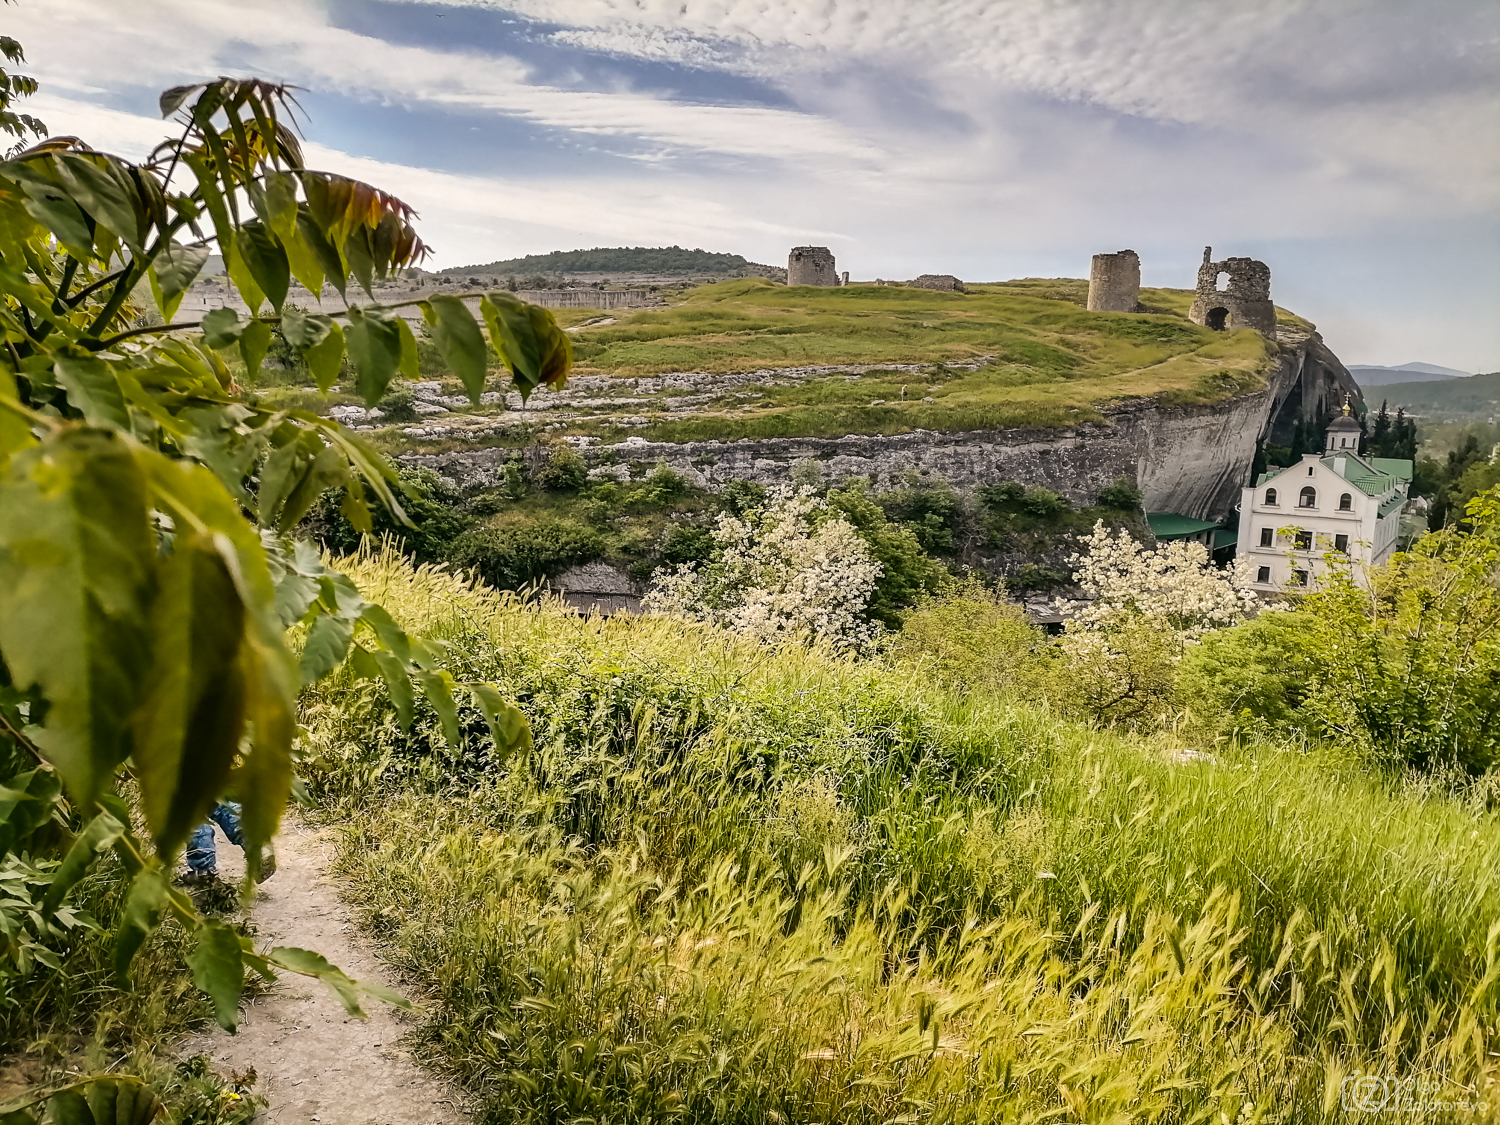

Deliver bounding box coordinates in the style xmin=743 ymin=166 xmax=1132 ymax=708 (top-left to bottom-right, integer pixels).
xmin=532 ymin=444 xmax=588 ymax=492
xmin=1096 ymin=478 xmax=1143 ymax=509
xmin=448 ymin=518 xmax=604 ymax=589
xmin=823 ymin=482 xmax=945 ymax=627
xmin=376 ymin=389 xmax=419 ymax=423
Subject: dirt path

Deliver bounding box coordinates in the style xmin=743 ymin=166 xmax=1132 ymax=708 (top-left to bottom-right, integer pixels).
xmin=177 ymin=818 xmax=467 ymax=1125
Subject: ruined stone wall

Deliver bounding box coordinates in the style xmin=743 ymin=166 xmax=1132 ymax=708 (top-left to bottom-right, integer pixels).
xmin=1188 ymin=247 xmax=1276 ymax=336
xmin=788 ymin=246 xmax=838 ymax=287
xmin=907 ymin=274 xmax=967 ymax=292
xmin=515 ymin=289 xmax=658 ymax=309
xmin=1086 ymin=250 xmax=1140 ymax=312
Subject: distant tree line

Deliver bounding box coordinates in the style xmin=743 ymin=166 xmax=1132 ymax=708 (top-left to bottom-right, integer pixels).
xmin=440 ymin=245 xmax=777 ymax=277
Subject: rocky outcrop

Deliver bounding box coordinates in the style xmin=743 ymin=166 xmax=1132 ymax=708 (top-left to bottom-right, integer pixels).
xmin=405 ymin=330 xmax=1361 ymax=522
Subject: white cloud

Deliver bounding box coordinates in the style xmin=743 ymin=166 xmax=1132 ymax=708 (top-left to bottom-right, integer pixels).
xmin=7 ymin=0 xmax=1498 ymax=367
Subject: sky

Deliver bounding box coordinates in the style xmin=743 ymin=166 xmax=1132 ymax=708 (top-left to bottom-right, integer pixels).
xmin=8 ymin=0 xmax=1499 ymax=371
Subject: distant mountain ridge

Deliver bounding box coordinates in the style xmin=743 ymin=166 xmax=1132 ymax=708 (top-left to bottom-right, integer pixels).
xmin=1366 ymin=371 xmax=1500 ymax=423
xmin=441 ymin=246 xmax=781 ymax=278
xmin=1350 ymin=361 xmax=1472 ymax=386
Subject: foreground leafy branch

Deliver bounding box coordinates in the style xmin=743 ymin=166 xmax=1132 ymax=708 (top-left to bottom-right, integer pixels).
xmin=0 ymin=62 xmax=559 ymax=1082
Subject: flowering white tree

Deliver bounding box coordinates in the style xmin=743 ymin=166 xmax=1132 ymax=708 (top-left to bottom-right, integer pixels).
xmin=1064 ymin=522 xmax=1257 ymax=640
xmin=1055 ymin=521 xmax=1256 ymax=726
xmin=645 ymin=489 xmax=882 ymax=653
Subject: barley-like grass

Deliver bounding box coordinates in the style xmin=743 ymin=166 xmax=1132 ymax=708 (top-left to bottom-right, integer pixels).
xmin=300 ymin=548 xmax=1500 ymax=1121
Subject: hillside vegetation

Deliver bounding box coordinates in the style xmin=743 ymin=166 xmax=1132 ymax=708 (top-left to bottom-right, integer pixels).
xmin=441 ymin=245 xmax=780 ymax=277
xmin=1375 ymin=372 xmax=1500 ymax=424
xmin=298 ymin=548 xmax=1500 ymax=1123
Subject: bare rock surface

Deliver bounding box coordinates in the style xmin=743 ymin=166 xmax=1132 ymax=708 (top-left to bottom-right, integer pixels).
xmin=177 ymin=819 xmax=465 ymax=1125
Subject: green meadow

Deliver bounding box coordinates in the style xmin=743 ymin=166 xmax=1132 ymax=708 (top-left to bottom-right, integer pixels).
xmin=293 ymin=551 xmax=1500 ymax=1123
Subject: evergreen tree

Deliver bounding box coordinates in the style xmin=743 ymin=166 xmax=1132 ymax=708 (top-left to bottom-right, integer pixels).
xmin=1370 ymin=400 xmax=1391 ymax=455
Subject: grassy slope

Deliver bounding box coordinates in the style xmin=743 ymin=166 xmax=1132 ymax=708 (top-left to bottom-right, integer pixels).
xmin=243 ymin=277 xmax=1312 ymax=452
xmin=303 ymin=552 xmax=1500 ymax=1122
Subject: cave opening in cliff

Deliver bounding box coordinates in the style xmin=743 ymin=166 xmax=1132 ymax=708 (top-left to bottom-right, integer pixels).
xmin=1207 ymin=307 xmax=1229 ymax=330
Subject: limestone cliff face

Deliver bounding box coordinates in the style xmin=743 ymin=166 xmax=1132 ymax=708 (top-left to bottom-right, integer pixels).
xmin=406 ymin=331 xmax=1359 ymax=522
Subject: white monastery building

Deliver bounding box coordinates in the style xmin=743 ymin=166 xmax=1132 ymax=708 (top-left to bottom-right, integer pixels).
xmin=1237 ymin=409 xmax=1413 ymax=591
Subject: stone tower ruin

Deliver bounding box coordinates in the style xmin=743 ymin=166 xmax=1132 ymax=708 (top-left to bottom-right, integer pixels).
xmin=788 ymin=246 xmax=838 ymax=287
xmin=1086 ymin=250 xmax=1140 ymax=312
xmin=1188 ymin=247 xmax=1275 ymax=336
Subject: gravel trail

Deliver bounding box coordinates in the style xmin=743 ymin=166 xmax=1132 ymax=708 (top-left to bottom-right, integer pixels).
xmin=177 ymin=818 xmax=466 ymax=1125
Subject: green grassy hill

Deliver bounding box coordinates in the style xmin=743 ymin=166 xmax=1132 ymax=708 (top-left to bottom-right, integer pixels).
xmin=555 ymin=278 xmax=1289 ymax=438
xmin=441 ymin=245 xmax=779 ymax=277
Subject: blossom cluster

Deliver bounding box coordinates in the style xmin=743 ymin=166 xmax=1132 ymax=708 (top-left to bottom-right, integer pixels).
xmin=1061 ymin=520 xmax=1257 ymax=642
xmin=644 ymin=489 xmax=882 ymax=653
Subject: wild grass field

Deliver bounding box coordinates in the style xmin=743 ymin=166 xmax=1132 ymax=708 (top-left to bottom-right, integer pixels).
xmin=297 ymin=550 xmax=1500 ymax=1123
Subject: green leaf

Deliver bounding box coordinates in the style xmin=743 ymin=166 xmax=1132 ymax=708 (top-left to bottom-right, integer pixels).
xmin=8 ymin=164 xmax=94 ymax=256
xmin=280 ymin=446 xmax=348 ymax=533
xmin=45 ymin=1089 xmax=90 ymax=1125
xmin=0 ymin=431 xmax=155 ymax=803
xmin=347 ymin=643 xmax=380 ymax=681
xmin=357 ymin=603 xmax=410 ymax=663
xmin=343 ymin=226 xmax=375 ymax=298
xmin=54 ymin=357 xmax=130 ymax=431
xmin=424 ymin=296 xmax=488 ymax=403
xmin=146 ymin=268 xmax=184 ymax=325
xmin=395 ymin=317 xmax=419 ymax=380
xmin=190 ymin=917 xmax=246 ymax=1031
xmin=132 ymin=532 xmax=247 ymax=854
xmin=238 ymin=320 xmax=274 ymax=382
xmin=371 ymin=650 xmax=414 ymax=730
xmin=344 ymin=307 xmax=401 ymax=406
xmin=0 ymin=769 xmax=61 ymax=857
xmin=303 ymin=320 xmax=345 ymax=395
xmin=257 ymin=429 xmax=320 ymax=530
xmin=236 ymin=223 xmax=290 ymax=312
xmin=139 ymin=454 xmax=299 ymax=868
xmin=263 ymin=170 xmax=298 ymax=242
xmin=296 ymin=209 xmax=344 ymax=299
xmin=160 ymin=83 xmax=202 ymax=118
xmin=113 ymin=869 xmax=167 ymax=985
xmin=469 ymin=684 xmax=533 ymax=762
xmin=479 ymin=293 xmax=572 ymax=400
xmin=269 ymin=946 xmax=410 ymax=1017
xmin=153 ymin=241 xmax=209 ymax=300
xmin=300 ymin=612 xmax=354 ymax=687
xmin=56 ymin=155 xmax=142 ymax=250
xmin=279 ymin=306 xmax=329 ymax=351
xmin=200 ymin=307 xmax=243 ymax=350
xmin=42 ymin=811 xmax=125 ymax=914
xmin=416 ymin=668 xmax=461 ymax=748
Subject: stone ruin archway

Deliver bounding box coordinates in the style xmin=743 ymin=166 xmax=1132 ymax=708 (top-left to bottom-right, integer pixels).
xmin=1206 ymin=307 xmax=1229 ymax=330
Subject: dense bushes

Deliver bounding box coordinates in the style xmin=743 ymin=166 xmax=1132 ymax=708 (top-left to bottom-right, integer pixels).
xmin=448 ymin=518 xmax=604 ymax=589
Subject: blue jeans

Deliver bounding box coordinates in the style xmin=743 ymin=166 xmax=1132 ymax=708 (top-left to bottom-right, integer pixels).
xmin=186 ymin=803 xmax=244 ymax=873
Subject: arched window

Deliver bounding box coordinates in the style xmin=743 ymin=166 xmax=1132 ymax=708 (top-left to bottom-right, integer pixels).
xmin=1298 ymin=486 xmax=1316 ymax=508
xmin=1339 ymin=493 xmax=1352 ymax=511
xmin=1265 ymin=487 xmax=1278 ymax=506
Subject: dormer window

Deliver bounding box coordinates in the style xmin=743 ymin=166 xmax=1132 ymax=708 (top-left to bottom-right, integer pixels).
xmin=1339 ymin=493 xmax=1352 ymax=511
xmin=1298 ymin=486 xmax=1316 ymax=508
xmin=1265 ymin=488 xmax=1278 ymax=506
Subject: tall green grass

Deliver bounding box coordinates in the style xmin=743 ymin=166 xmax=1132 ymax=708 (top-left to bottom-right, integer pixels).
xmin=303 ymin=550 xmax=1500 ymax=1121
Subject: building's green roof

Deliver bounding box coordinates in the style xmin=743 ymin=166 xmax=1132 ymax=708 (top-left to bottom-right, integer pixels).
xmin=1371 ymin=457 xmax=1414 ymax=482
xmin=1378 ymin=494 xmax=1408 ymax=520
xmin=1147 ymin=512 xmax=1221 ymax=539
xmin=1214 ymin=529 xmax=1238 ymax=549
xmin=1257 ymin=454 xmax=1414 ymax=495
xmin=1324 ymin=455 xmax=1397 ymax=497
